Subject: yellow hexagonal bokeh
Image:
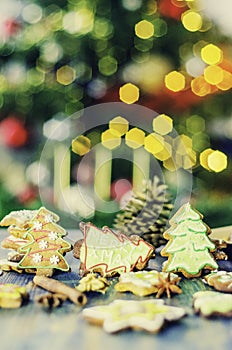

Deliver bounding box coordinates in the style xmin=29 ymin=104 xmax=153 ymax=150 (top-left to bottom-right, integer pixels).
xmin=201 ymin=44 xmax=223 ymax=65
xmin=174 ymin=134 xmax=193 ymax=156
xmin=101 ymin=129 xmax=121 ymax=150
xmin=154 ymin=142 xmax=172 ymax=161
xmin=165 ymin=71 xmax=186 ymax=92
xmin=153 ymin=114 xmax=173 ymax=135
xmin=56 ymin=65 xmax=76 ymax=85
xmin=216 ymin=70 xmax=232 ymax=91
xmin=204 ymin=65 xmax=224 ymax=85
xmin=181 ymin=10 xmax=202 ymax=32
xmin=163 ymin=157 xmax=178 ymax=172
xmin=135 ymin=20 xmax=154 ymax=39
xmin=125 ymin=128 xmax=145 ymax=149
xmin=199 ymin=148 xmax=214 ymax=170
xmin=208 ymin=150 xmax=228 ymax=172
xmin=72 ymin=135 xmax=91 ymax=156
xmin=191 ymin=76 xmax=211 ymax=96
xmin=144 ymin=133 xmax=164 ymax=154
xmin=119 ymin=83 xmax=140 ymax=104
xmin=182 ymin=150 xmax=197 ymax=170
xmin=109 ymin=116 xmax=129 ymax=136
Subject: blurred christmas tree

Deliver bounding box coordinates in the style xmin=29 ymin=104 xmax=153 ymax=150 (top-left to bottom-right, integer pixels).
xmin=0 ymin=0 xmax=231 ymax=226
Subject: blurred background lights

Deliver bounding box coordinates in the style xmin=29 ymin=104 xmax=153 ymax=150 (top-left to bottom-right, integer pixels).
xmin=122 ymin=0 xmax=142 ymax=11
xmin=201 ymin=44 xmax=223 ymax=65
xmin=98 ymin=55 xmax=118 ymax=76
xmin=26 ymin=161 xmax=50 ymax=187
xmin=208 ymin=150 xmax=228 ymax=172
xmin=186 ymin=56 xmax=206 ymax=77
xmin=41 ymin=41 xmax=63 ymax=63
xmin=165 ymin=71 xmax=185 ymax=92
xmin=62 ymin=9 xmax=94 ymax=35
xmin=109 ymin=116 xmax=129 ymax=136
xmin=204 ymin=65 xmax=223 ymax=85
xmin=191 ymin=76 xmax=211 ymax=96
xmin=125 ymin=128 xmax=145 ymax=148
xmin=101 ymin=129 xmax=121 ymax=150
xmin=153 ymin=114 xmax=173 ymax=135
xmin=87 ymin=79 xmax=107 ymax=99
xmin=144 ymin=133 xmax=164 ymax=154
xmin=135 ymin=20 xmax=154 ymax=39
xmin=216 ymin=71 xmax=232 ymax=91
xmin=93 ymin=18 xmax=114 ymax=39
xmin=186 ymin=115 xmax=205 ymax=134
xmin=22 ymin=4 xmax=43 ymax=24
xmin=119 ymin=83 xmax=140 ymax=104
xmin=181 ymin=10 xmax=202 ymax=32
xmin=200 ymin=148 xmax=214 ymax=171
xmin=154 ymin=142 xmax=172 ymax=161
xmin=43 ymin=118 xmax=71 ymax=141
xmin=72 ymin=136 xmax=91 ymax=156
xmin=56 ymin=65 xmax=76 ymax=85
xmin=153 ymin=18 xmax=168 ymax=38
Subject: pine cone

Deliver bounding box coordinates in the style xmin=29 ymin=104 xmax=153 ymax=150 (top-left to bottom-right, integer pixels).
xmin=114 ymin=176 xmax=173 ymax=248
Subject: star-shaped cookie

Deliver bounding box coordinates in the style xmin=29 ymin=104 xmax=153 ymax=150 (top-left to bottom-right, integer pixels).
xmin=82 ymin=299 xmax=186 ymax=333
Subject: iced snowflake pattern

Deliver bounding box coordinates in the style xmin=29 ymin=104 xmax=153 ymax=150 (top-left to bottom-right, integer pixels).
xmin=39 ymin=240 xmax=48 ymax=250
xmin=33 ymin=221 xmax=42 ymax=231
xmin=44 ymin=214 xmax=54 ymax=223
xmin=32 ymin=253 xmax=43 ymax=263
xmin=50 ymin=255 xmax=60 ymax=265
xmin=48 ymin=231 xmax=58 ymax=240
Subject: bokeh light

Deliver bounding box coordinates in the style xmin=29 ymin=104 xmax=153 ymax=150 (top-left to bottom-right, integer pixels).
xmin=101 ymin=129 xmax=121 ymax=150
xmin=201 ymin=44 xmax=223 ymax=65
xmin=125 ymin=127 xmax=145 ymax=149
xmin=98 ymin=56 xmax=118 ymax=76
xmin=56 ymin=65 xmax=76 ymax=85
xmin=72 ymin=136 xmax=91 ymax=156
xmin=153 ymin=114 xmax=173 ymax=135
xmin=208 ymin=150 xmax=227 ymax=172
xmin=135 ymin=20 xmax=154 ymax=39
xmin=204 ymin=65 xmax=223 ymax=85
xmin=191 ymin=76 xmax=211 ymax=96
xmin=181 ymin=10 xmax=202 ymax=32
xmin=109 ymin=116 xmax=129 ymax=136
xmin=119 ymin=83 xmax=140 ymax=104
xmin=144 ymin=133 xmax=164 ymax=154
xmin=165 ymin=71 xmax=185 ymax=92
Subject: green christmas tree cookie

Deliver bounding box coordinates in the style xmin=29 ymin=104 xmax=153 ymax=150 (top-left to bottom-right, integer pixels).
xmin=161 ymin=203 xmax=218 ymax=278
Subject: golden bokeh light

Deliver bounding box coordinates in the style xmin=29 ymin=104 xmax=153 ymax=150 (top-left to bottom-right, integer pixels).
xmin=153 ymin=114 xmax=173 ymax=135
xmin=165 ymin=71 xmax=185 ymax=92
xmin=200 ymin=148 xmax=214 ymax=171
xmin=191 ymin=76 xmax=211 ymax=96
xmin=144 ymin=133 xmax=164 ymax=154
xmin=208 ymin=150 xmax=228 ymax=173
xmin=119 ymin=83 xmax=140 ymax=104
xmin=125 ymin=128 xmax=145 ymax=149
xmin=181 ymin=10 xmax=202 ymax=32
xmin=135 ymin=20 xmax=154 ymax=39
xmin=174 ymin=134 xmax=192 ymax=156
xmin=154 ymin=142 xmax=172 ymax=161
xmin=72 ymin=135 xmax=91 ymax=156
xmin=204 ymin=65 xmax=224 ymax=85
xmin=101 ymin=129 xmax=121 ymax=150
xmin=163 ymin=157 xmax=178 ymax=172
xmin=56 ymin=65 xmax=76 ymax=85
xmin=109 ymin=116 xmax=129 ymax=136
xmin=201 ymin=44 xmax=223 ymax=65
xmin=216 ymin=70 xmax=232 ymax=91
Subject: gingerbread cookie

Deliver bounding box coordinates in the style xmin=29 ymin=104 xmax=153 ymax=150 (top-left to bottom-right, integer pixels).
xmin=82 ymin=299 xmax=186 ymax=333
xmin=1 ymin=235 xmax=29 ymax=251
xmin=193 ymin=291 xmax=232 ymax=317
xmin=77 ymin=222 xmax=154 ymax=277
xmin=161 ymin=203 xmax=218 ymax=278
xmin=0 ymin=259 xmax=35 ymax=274
xmin=0 ymin=284 xmax=29 ymax=308
xmin=18 ymin=207 xmax=72 ymax=276
xmin=115 ymin=270 xmax=182 ymax=298
xmin=204 ymin=271 xmax=232 ymax=292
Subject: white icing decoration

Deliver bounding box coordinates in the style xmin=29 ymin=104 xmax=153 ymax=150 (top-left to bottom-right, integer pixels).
xmin=44 ymin=214 xmax=54 ymax=223
xmin=33 ymin=221 xmax=42 ymax=231
xmin=50 ymin=255 xmax=60 ymax=265
xmin=32 ymin=253 xmax=43 ymax=263
xmin=48 ymin=231 xmax=58 ymax=240
xmin=39 ymin=240 xmax=48 ymax=250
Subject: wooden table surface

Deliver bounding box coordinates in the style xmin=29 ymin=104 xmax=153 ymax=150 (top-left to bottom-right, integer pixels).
xmin=0 ymin=229 xmax=232 ymax=350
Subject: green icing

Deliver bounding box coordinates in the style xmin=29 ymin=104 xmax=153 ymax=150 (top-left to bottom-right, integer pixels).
xmin=162 ymin=203 xmax=218 ymax=276
xmin=193 ymin=291 xmax=232 ymax=316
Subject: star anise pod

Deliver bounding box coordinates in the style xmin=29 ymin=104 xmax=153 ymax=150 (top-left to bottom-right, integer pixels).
xmin=156 ymin=273 xmax=182 ymax=299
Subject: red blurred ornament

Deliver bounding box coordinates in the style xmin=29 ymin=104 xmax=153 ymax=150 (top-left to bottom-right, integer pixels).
xmin=17 ymin=186 xmax=38 ymax=205
xmin=3 ymin=18 xmax=21 ymax=37
xmin=158 ymin=0 xmax=187 ymax=20
xmin=111 ymin=179 xmax=132 ymax=202
xmin=0 ymin=116 xmax=28 ymax=148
